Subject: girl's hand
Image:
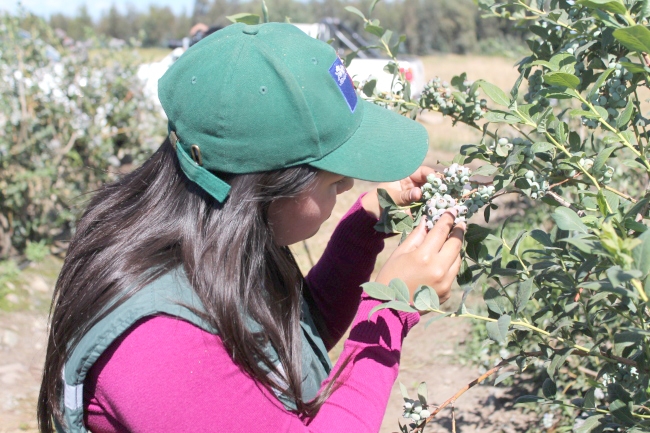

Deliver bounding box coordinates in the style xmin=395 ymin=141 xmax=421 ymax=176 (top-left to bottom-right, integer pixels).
xmin=374 ymin=209 xmax=464 ymax=304
xmin=361 ymin=166 xmax=439 ymax=219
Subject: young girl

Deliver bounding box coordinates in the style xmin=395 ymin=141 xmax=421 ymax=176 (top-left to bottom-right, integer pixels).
xmin=38 ymin=22 xmax=465 ymax=432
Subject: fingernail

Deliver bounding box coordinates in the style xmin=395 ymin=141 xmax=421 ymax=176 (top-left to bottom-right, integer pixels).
xmin=409 ymin=189 xmax=414 ymax=201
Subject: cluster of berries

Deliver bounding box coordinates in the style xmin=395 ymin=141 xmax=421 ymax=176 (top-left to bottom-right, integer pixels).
xmin=601 ymin=365 xmax=639 ymax=390
xmin=582 ymin=58 xmax=633 ymax=129
xmin=421 ymin=77 xmax=486 ymax=123
xmin=524 ymin=69 xmax=550 ymax=105
xmin=402 ymin=399 xmax=430 ymax=423
xmin=420 ymin=163 xmax=495 ymax=228
xmin=523 ymin=169 xmax=550 ymax=200
xmin=572 ymin=157 xmax=614 ymax=184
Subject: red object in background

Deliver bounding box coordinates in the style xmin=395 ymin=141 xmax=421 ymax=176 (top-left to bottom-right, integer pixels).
xmin=399 ymin=67 xmax=413 ymax=82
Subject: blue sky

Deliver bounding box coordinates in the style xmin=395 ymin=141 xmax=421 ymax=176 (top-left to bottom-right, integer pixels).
xmin=3 ymin=0 xmax=196 ymax=19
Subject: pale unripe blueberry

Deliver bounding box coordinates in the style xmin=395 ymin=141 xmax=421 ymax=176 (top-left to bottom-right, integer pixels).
xmin=411 ymin=413 xmax=421 ymax=421
xmin=439 ymin=184 xmax=448 ymax=193
xmin=498 ymin=137 xmax=509 ymax=145
xmin=435 ymin=198 xmax=447 ymax=209
xmin=413 ymin=403 xmax=422 ymax=414
xmin=420 ymin=410 xmax=431 ymax=418
xmin=426 ymin=174 xmax=438 ymax=184
xmin=530 ymin=192 xmax=539 ymax=200
xmin=530 ymin=182 xmax=540 ymax=191
xmin=525 ymin=170 xmax=535 ymax=180
xmin=404 ymin=401 xmax=413 ymax=410
xmin=582 ymin=158 xmax=594 ymax=170
xmin=457 ymin=205 xmax=468 ymax=216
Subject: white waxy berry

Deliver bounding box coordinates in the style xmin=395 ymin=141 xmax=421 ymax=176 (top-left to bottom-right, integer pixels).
xmin=435 ymin=198 xmax=448 ymax=209
xmin=525 ymin=170 xmax=535 ymax=180
xmin=420 ymin=410 xmax=431 ymax=418
xmin=439 ymin=184 xmax=448 ymax=193
xmin=498 ymin=137 xmax=509 ymax=145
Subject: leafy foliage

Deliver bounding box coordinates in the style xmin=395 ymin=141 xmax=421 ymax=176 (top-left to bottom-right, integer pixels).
xmin=353 ymin=0 xmax=650 ymax=430
xmin=0 ymin=11 xmax=165 ymax=258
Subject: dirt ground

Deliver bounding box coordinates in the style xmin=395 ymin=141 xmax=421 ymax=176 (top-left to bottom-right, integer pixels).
xmin=0 ymin=54 xmax=541 ymax=432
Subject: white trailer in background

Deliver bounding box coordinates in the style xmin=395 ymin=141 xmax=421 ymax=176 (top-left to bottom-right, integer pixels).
xmin=138 ymin=18 xmax=425 ymax=108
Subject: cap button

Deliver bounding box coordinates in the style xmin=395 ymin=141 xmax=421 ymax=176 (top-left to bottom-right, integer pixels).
xmin=242 ymin=25 xmax=260 ymax=35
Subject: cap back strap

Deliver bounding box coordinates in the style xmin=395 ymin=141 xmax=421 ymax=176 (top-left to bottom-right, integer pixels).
xmin=172 ymin=132 xmax=231 ymax=203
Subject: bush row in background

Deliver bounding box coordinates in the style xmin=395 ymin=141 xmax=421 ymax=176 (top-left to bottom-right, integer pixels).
xmin=0 ymin=11 xmax=165 ymax=260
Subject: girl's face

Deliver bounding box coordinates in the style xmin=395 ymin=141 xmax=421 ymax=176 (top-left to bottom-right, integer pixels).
xmin=268 ymin=171 xmax=354 ymax=246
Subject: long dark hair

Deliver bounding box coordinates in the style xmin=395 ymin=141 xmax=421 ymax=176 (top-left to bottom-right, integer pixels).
xmin=38 ymin=138 xmax=334 ymax=431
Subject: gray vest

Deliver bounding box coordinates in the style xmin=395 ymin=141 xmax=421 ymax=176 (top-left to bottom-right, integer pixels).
xmin=58 ymin=268 xmax=332 ymax=432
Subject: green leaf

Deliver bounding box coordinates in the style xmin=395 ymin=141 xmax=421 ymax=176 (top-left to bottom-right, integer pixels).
xmin=609 ymin=399 xmax=636 ymax=426
xmin=530 ymin=229 xmax=553 ymax=247
xmin=575 ymin=414 xmax=605 ymax=433
xmin=632 ymin=229 xmax=650 ymax=276
xmin=613 ymin=25 xmax=650 ymax=53
xmin=494 ymin=371 xmax=514 ymax=385
xmin=483 ymin=110 xmax=522 ymax=124
xmin=547 ymin=348 xmax=574 ymax=377
xmin=389 ymin=279 xmax=410 ymax=303
xmin=368 ymin=300 xmax=417 ymax=319
xmin=543 ymin=72 xmax=580 ymax=89
xmin=593 ymin=146 xmax=617 ymax=174
xmin=226 ymin=13 xmax=261 ymax=25
xmin=484 ymin=287 xmax=510 ymax=315
xmin=417 ymin=382 xmax=428 ymax=405
xmin=577 ymin=0 xmax=627 ymax=14
xmin=552 ymin=207 xmax=589 ymax=234
xmin=399 ymin=382 xmax=410 ymax=400
xmin=531 ymin=142 xmax=555 ymax=154
xmin=345 ymin=6 xmax=366 ymax=20
xmin=619 ymin=61 xmax=647 ymax=73
xmin=617 ymin=99 xmax=634 ymax=129
xmin=515 ymin=395 xmax=543 ymax=404
xmin=413 ymin=285 xmax=440 ymax=311
xmin=486 ymin=314 xmax=510 ymax=344
xmin=477 ymin=80 xmax=512 ymax=107
xmin=613 ymin=331 xmax=643 ymax=356
xmin=472 ymin=164 xmax=498 ymax=176
xmin=369 ymin=0 xmax=381 ymax=14
xmin=377 ymin=188 xmax=397 ymax=209
xmin=542 ymin=378 xmax=557 ymax=398
xmin=588 ymin=69 xmax=614 ymax=98
xmin=514 ymin=279 xmax=534 ymax=314
xmin=362 ymin=79 xmax=377 ymax=97
xmin=364 ymin=24 xmax=385 ymax=37
xmin=361 ymin=282 xmax=396 ymax=301
xmin=606 ymin=266 xmax=642 ymax=287
xmin=583 ymin=388 xmax=596 ymax=409
xmin=465 ymin=224 xmax=492 ymax=243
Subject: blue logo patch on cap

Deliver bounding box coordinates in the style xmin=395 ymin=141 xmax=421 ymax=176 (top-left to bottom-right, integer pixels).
xmin=329 ymin=57 xmax=357 ymax=112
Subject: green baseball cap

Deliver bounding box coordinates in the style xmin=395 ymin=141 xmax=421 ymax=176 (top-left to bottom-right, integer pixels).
xmin=158 ymin=22 xmax=429 ymax=202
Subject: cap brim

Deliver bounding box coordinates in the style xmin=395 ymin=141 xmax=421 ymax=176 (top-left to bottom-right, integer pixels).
xmin=309 ymin=100 xmax=429 ymax=182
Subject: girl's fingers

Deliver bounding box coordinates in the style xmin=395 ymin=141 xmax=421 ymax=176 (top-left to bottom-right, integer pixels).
xmin=394 ymin=187 xmax=422 ymax=206
xmin=441 ymin=254 xmax=463 ymax=291
xmin=438 ymin=223 xmax=465 ymax=261
xmin=422 ymin=210 xmax=457 ymax=252
xmin=405 ymin=166 xmax=436 ymax=186
xmin=397 ymin=219 xmax=428 ymax=253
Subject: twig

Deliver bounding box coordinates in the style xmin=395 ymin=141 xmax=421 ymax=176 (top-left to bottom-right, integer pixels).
xmin=451 ymin=403 xmax=456 ymax=433
xmin=643 ymin=52 xmax=650 ymax=68
xmin=544 ymin=190 xmax=586 ymax=217
xmin=549 ymin=172 xmax=582 ymax=189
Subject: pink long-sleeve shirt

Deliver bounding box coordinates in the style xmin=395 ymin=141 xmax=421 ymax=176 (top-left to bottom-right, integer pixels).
xmin=83 ymin=196 xmax=420 ymax=432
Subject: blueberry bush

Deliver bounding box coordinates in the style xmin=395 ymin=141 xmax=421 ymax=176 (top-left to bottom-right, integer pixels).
xmin=350 ymin=0 xmax=650 ymax=431
xmin=0 ymin=11 xmax=164 ymax=259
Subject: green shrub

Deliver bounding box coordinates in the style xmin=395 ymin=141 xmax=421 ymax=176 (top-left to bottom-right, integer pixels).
xmin=0 ymin=11 xmax=165 ymax=259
